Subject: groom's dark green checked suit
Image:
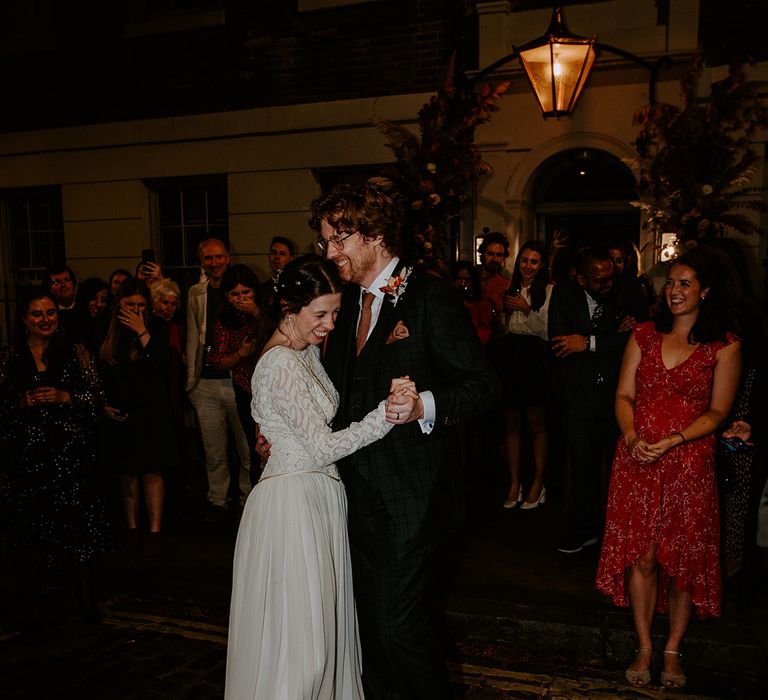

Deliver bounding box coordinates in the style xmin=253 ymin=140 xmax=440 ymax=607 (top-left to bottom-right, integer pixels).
xmin=324 ymin=263 xmax=499 ymax=699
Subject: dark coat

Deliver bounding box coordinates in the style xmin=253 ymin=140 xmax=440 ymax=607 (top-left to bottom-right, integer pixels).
xmin=548 ymin=278 xmax=637 ymax=400
xmin=323 ymin=265 xmax=500 ymax=534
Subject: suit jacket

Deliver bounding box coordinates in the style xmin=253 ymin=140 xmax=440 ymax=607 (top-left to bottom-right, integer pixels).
xmin=185 ymin=280 xmax=208 ymax=391
xmin=548 ymin=279 xmax=634 ymax=400
xmin=323 ymin=266 xmax=500 ymax=531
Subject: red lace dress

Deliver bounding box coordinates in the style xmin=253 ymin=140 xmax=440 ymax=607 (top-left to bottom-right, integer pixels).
xmin=596 ymin=321 xmax=736 ymax=618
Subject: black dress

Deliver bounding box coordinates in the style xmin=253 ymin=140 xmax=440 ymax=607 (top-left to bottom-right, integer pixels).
xmin=0 ymin=342 xmax=108 ymax=568
xmin=97 ymin=317 xmax=179 ymax=475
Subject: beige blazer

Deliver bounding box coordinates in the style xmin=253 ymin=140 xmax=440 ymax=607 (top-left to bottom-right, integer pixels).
xmin=185 ymin=280 xmax=209 ymax=391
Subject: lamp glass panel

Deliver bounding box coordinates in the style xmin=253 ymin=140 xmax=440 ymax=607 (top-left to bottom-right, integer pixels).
xmin=519 ymin=38 xmax=596 ymax=115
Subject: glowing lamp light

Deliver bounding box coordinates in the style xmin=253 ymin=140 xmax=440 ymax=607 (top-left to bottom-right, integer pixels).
xmin=517 ymin=7 xmax=597 ymax=118
xmin=659 ymin=233 xmax=682 ymax=262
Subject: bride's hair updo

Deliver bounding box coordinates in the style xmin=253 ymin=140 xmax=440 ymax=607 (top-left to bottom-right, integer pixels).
xmin=276 ymin=254 xmax=343 ymax=314
xmin=255 ymin=254 xmax=343 ymax=354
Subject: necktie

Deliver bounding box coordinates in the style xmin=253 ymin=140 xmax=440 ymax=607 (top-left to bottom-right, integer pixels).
xmin=356 ymin=291 xmax=374 ymax=356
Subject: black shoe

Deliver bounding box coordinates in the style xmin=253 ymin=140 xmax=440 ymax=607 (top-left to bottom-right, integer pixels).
xmin=557 ymin=533 xmax=598 ymax=554
xmin=204 ymin=504 xmax=228 ymax=524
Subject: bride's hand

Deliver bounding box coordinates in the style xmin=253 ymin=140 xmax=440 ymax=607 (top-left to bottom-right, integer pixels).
xmin=389 ymin=376 xmax=417 ymax=397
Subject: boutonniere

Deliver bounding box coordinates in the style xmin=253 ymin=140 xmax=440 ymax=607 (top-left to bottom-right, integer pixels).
xmin=380 ymin=266 xmax=413 ymax=306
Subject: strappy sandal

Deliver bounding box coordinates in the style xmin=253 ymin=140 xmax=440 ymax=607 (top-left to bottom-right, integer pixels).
xmin=625 ymin=648 xmax=652 ymax=687
xmin=661 ymin=650 xmax=687 ymax=689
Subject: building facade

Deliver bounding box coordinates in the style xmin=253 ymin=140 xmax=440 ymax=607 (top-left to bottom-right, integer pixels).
xmin=1 ymin=0 xmax=765 ymax=341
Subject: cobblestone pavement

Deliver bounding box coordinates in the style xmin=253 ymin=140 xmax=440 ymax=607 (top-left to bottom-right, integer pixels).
xmin=0 ymin=592 xmax=747 ymax=700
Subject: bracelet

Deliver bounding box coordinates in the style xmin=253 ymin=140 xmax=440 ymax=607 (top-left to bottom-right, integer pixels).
xmin=672 ymin=431 xmax=686 ymax=444
xmin=137 ymin=330 xmax=149 ymax=339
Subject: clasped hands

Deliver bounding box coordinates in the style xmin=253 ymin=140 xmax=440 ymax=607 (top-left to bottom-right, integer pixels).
xmin=627 ymin=433 xmax=677 ymax=463
xmin=385 ymin=376 xmax=422 ymax=426
xmin=23 ymin=386 xmax=71 ymax=407
xmin=254 ymin=376 xmax=423 ymax=464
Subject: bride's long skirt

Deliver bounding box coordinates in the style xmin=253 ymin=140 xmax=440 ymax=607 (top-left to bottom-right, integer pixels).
xmin=225 ymin=472 xmax=364 ymax=700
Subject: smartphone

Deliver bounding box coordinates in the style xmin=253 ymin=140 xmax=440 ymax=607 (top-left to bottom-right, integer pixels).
xmin=719 ymin=436 xmax=752 ymax=453
xmin=141 ymin=248 xmax=156 ymax=264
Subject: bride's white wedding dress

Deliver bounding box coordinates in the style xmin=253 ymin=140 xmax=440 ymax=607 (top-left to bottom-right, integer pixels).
xmin=225 ymin=344 xmax=391 ymax=699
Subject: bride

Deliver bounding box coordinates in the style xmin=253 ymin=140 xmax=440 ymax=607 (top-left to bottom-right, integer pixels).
xmin=225 ymin=254 xmax=414 ymax=699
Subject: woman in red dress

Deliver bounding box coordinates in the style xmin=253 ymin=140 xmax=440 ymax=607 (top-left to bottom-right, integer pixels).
xmin=596 ymin=248 xmax=741 ymax=689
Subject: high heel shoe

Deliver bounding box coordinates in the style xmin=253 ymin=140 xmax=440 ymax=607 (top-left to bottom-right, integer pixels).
xmin=503 ymin=486 xmax=523 ymax=509
xmin=661 ymin=650 xmax=686 ymax=689
xmin=520 ymin=486 xmax=546 ymax=510
xmin=624 ymin=648 xmax=652 ymax=687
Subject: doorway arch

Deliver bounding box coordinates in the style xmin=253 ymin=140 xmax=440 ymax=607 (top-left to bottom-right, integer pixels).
xmin=504 ymin=134 xmax=650 ymax=272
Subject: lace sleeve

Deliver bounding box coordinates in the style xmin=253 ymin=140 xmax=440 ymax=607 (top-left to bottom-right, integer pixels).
xmin=266 ymin=353 xmax=392 ymax=468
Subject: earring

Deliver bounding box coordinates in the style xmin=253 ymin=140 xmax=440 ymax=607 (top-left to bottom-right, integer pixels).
xmin=700 ymin=295 xmax=706 ymax=300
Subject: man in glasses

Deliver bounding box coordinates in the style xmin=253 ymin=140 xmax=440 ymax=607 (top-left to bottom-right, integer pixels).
xmin=42 ymin=264 xmax=78 ymax=336
xmin=549 ymin=246 xmax=640 ymax=555
xmin=307 ymin=178 xmax=498 ymax=700
xmin=43 ymin=264 xmax=77 ymax=310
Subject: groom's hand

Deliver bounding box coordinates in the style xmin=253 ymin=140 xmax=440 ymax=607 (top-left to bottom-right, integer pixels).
xmin=386 ymin=390 xmax=424 ymax=425
xmin=255 ymin=424 xmax=271 ymax=463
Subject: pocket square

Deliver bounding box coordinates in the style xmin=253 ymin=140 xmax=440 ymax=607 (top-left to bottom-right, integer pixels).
xmin=386 ymin=321 xmax=410 ymax=344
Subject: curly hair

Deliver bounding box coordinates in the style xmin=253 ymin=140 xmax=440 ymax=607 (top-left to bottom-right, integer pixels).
xmin=654 ymin=247 xmax=732 ymax=344
xmin=309 ymin=178 xmax=404 ymax=257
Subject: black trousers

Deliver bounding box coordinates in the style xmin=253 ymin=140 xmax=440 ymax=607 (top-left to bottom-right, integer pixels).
xmin=344 ymin=468 xmax=450 ymax=700
xmin=563 ymin=382 xmax=619 ymax=540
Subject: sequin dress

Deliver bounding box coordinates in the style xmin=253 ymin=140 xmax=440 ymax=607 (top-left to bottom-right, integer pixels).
xmin=596 ymin=322 xmax=736 ymax=618
xmin=0 ymin=343 xmax=108 ymax=568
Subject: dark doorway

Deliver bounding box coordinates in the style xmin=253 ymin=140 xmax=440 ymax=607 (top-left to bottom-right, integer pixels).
xmin=532 ymin=148 xmax=639 ymax=277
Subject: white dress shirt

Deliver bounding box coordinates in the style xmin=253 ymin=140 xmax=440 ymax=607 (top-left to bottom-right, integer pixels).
xmin=358 ymin=258 xmax=436 ymax=433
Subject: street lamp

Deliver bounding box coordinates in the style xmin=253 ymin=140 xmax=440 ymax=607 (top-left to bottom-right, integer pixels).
xmin=517 ymin=7 xmax=596 ymax=118
xmin=470 ymin=6 xmax=670 ymax=118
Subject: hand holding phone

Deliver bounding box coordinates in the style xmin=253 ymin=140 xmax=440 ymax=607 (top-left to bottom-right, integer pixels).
xmin=719 ymin=435 xmax=752 ymax=453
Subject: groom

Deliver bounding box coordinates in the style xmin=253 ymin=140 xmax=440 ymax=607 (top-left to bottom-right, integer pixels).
xmin=311 ymin=179 xmax=499 ymax=699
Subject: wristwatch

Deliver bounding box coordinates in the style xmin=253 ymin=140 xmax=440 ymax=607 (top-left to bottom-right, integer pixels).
xmin=584 ymin=335 xmax=591 ymax=351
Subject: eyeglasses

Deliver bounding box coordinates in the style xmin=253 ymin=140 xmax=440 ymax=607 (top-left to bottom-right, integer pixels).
xmin=50 ymin=277 xmax=72 ymax=286
xmin=316 ymin=231 xmax=356 ymax=253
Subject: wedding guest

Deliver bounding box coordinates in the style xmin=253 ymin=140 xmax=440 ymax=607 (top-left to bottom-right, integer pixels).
xmin=0 ymin=289 xmax=107 ymax=622
xmin=206 ymin=264 xmax=262 ymax=485
xmin=150 ymin=277 xmax=186 ymax=506
xmin=451 ymin=260 xmax=494 ymax=344
xmin=260 ymin=236 xmax=295 ymax=307
xmin=186 ymin=239 xmax=252 ymax=522
xmin=596 ymin=248 xmax=741 ymax=689
xmin=549 ymin=246 xmax=640 ymax=554
xmin=98 ymin=279 xmax=178 ymax=556
xmin=497 ymin=240 xmax=553 ymax=510
xmin=108 ymin=268 xmax=132 ymax=302
xmin=476 ymin=230 xmax=510 ymax=314
xmin=43 ymin=263 xmax=78 ymax=335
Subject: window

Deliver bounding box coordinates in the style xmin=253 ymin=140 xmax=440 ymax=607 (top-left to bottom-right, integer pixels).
xmin=4 ymin=187 xmax=65 ymax=283
xmin=149 ymin=176 xmax=229 ymax=287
